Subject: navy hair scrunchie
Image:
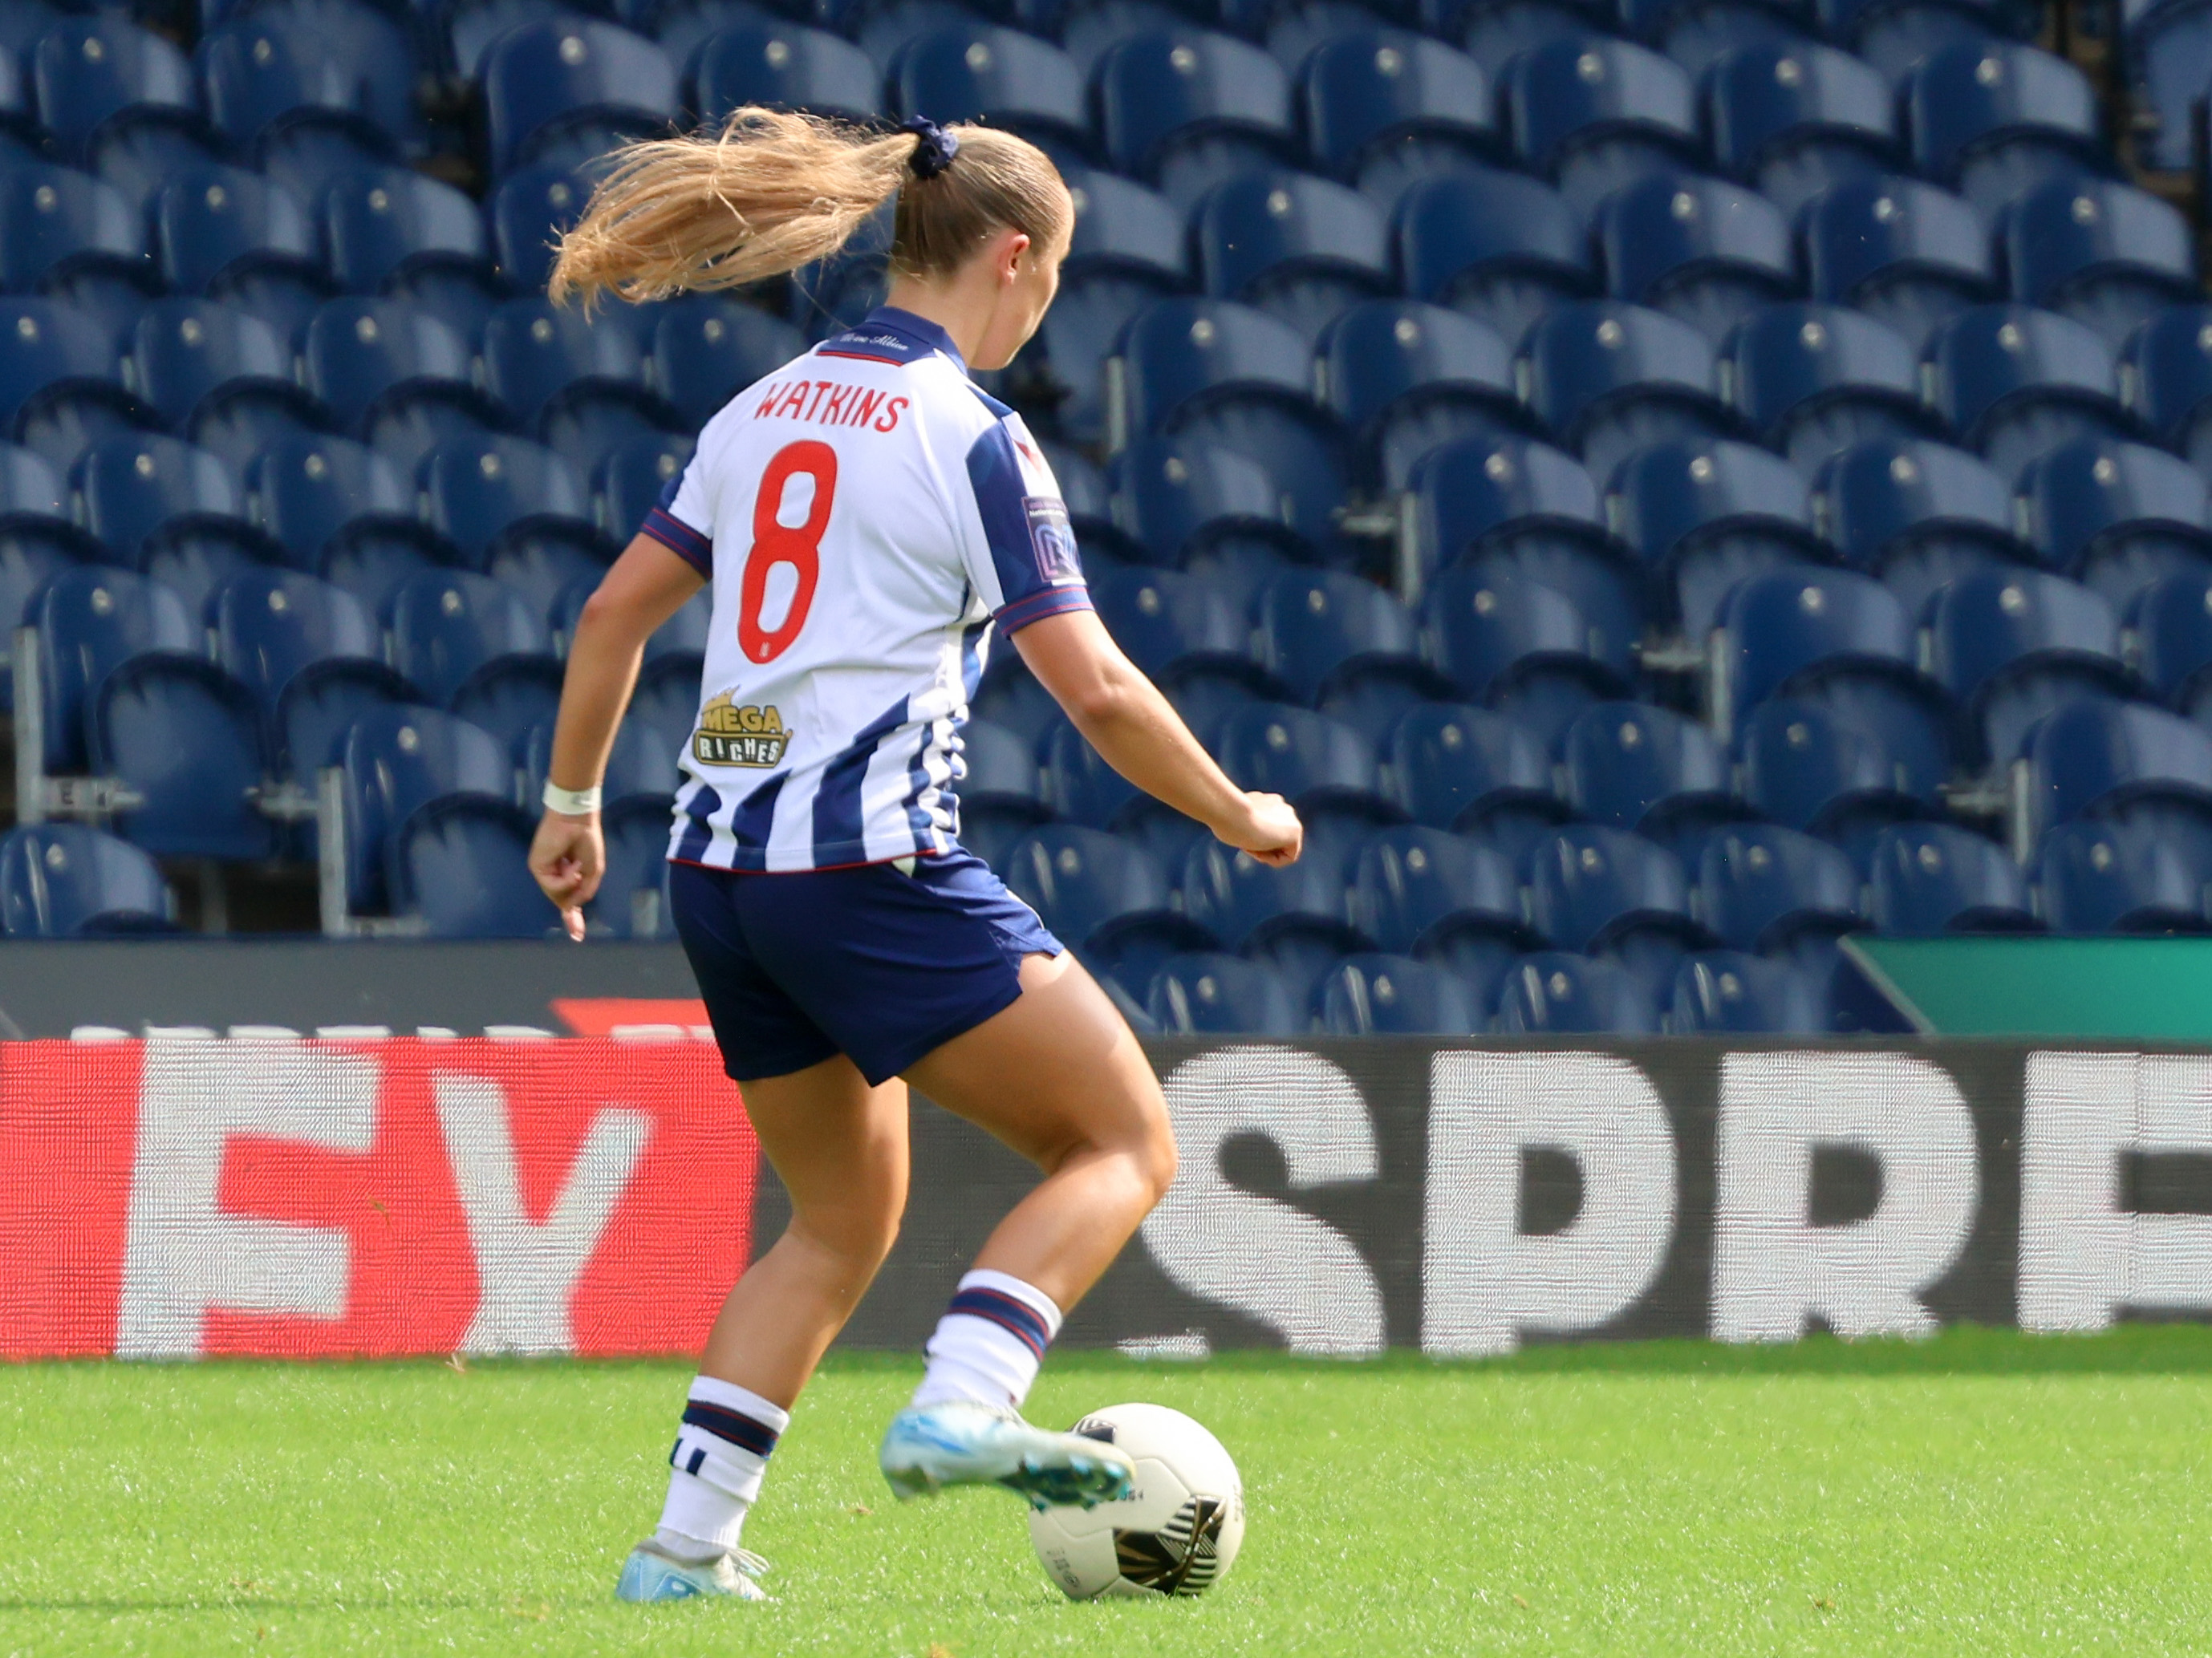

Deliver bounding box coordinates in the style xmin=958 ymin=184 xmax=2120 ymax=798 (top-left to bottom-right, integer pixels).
xmin=900 ymin=115 xmax=960 ymax=179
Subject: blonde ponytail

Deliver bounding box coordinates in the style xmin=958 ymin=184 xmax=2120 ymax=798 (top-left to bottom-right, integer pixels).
xmin=548 ymin=108 xmax=1071 ymax=308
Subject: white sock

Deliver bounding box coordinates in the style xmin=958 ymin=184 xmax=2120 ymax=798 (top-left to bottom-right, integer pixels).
xmin=652 ymin=1376 xmax=789 ymax=1561
xmin=910 ymin=1269 xmax=1063 ymax=1411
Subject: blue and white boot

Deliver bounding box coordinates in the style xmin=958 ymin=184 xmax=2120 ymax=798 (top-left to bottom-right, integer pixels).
xmin=614 ymin=1538 xmax=771 ymax=1603
xmin=879 ymin=1400 xmax=1135 ymax=1510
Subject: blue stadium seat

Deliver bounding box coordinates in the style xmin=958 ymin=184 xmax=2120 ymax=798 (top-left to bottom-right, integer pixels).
xmin=275 ymin=650 xmax=414 ymax=781
xmin=2132 ymin=572 xmax=2212 ymax=716
xmin=1904 ymin=41 xmax=2111 ymax=214
xmin=1699 ymin=821 xmax=1862 ymax=950
xmin=1928 ymin=566 xmax=2131 ymax=764
xmin=488 ymin=164 xmax=591 ymax=294
xmin=1421 ymin=565 xmax=1630 ymax=751
xmin=2038 ymin=815 xmax=2212 ymax=933
xmin=1096 ymin=29 xmax=1297 ymax=208
xmin=1922 ymin=304 xmax=2137 ymax=480
xmin=1252 ymin=567 xmax=1438 ymax=703
xmin=1146 ymin=951 xmax=1304 ymax=1033
xmin=29 ymin=17 xmax=202 ymax=164
xmin=1105 ymin=436 xmax=1305 ymax=581
xmin=1739 ymin=694 xmax=1941 ymax=842
xmin=1497 ymin=950 xmax=1662 ymax=1032
xmin=1561 ymin=699 xmax=1744 ymax=861
xmin=1607 ymin=436 xmax=1827 ymax=637
xmin=1703 ymin=41 xmax=1898 ymax=219
xmin=582 ymin=795 xmax=677 ymax=939
xmin=1317 ymin=301 xmax=1524 ymax=491
xmin=1449 ymin=0 xmax=1613 ymax=78
xmin=689 ymin=22 xmax=881 ymax=124
xmin=1715 ymin=565 xmax=1920 ymax=734
xmin=1037 ymin=715 xmax=1138 ymax=839
xmin=210 ymin=566 xmax=380 ymax=718
xmin=0 ymin=164 xmax=152 ymax=302
xmin=198 ymin=2 xmax=421 ymax=165
xmin=0 ymin=297 xmax=154 ymax=471
xmin=1193 ymin=170 xmax=1390 ymax=344
xmin=1041 ymin=169 xmax=1187 ymax=440
xmin=128 ymin=299 xmax=327 ymax=472
xmin=299 ymin=298 xmax=503 ymax=468
xmin=647 ymin=298 xmax=804 ymax=429
xmin=1300 ymin=30 xmax=1499 ymax=207
xmin=388 ymin=795 xmax=548 ymax=937
xmin=2025 ymin=695 xmax=2212 ymax=841
xmin=416 ymin=433 xmax=597 ymax=571
xmin=969 ymin=649 xmax=1060 ymax=753
xmin=444 ymin=0 xmax=579 ymax=81
xmin=73 ymin=432 xmax=287 ymax=615
xmin=243 ymin=432 xmax=448 ymax=602
xmin=151 ymin=165 xmax=329 ymax=345
xmin=1501 ymin=36 xmax=1700 ymax=215
xmin=1065 ymin=165 xmax=1187 ymax=289
xmin=1633 ymin=0 xmax=1814 ymax=78
xmin=29 ymin=566 xmax=194 ymax=772
xmin=1666 ymin=949 xmax=1827 ymax=1032
xmin=950 ymin=717 xmax=1052 ymax=868
xmin=481 ymin=295 xmax=672 ymax=467
xmin=322 ymin=168 xmax=501 ymax=344
xmin=1000 ymin=825 xmax=1209 ymax=991
xmin=1721 ymin=303 xmax=1936 ymax=472
xmin=339 ymin=703 xmax=513 ymax=911
xmin=1392 ymin=168 xmax=1596 ymax=350
xmin=1381 ymin=700 xmax=1568 ymax=850
xmin=1801 ymin=175 xmax=1996 ymax=351
xmin=0 ymin=447 xmax=99 ymax=709
xmin=1090 ymin=564 xmax=1268 ymax=704
xmin=448 ymin=656 xmax=565 ymax=759
xmin=2010 ymin=439 xmax=2212 ymax=616
xmin=591 ymin=432 xmax=692 ymax=551
xmin=2002 ymin=176 xmax=2197 ymax=351
xmin=1318 ymin=951 xmax=1483 ymax=1032
xmin=1515 ymin=300 xmax=1735 ymax=483
xmin=485 ymin=21 xmax=676 ymax=177
xmin=386 ymin=568 xmax=552 ymax=706
xmin=1526 ymin=824 xmax=1702 ymax=995
xmin=0 ymin=822 xmax=176 ymax=935
xmin=1179 ymin=831 xmax=1368 ymax=1007
xmin=1867 ymin=820 xmax=2035 ymax=933
xmin=1346 ymin=821 xmax=1526 ymax=954
xmin=1818 ymin=0 xmax=2011 ymax=87
xmin=520 ymin=699 xmax=683 ymax=809
xmin=89 ymin=655 xmax=275 ymax=859
xmin=2131 ymin=0 xmax=2212 ymax=171
xmin=891 ymin=25 xmax=1087 ymax=158
xmin=2121 ymin=306 xmax=2212 ymax=473
xmin=1212 ymin=701 xmax=1394 ymax=818
xmin=1808 ymin=435 xmax=2027 ymax=622
xmin=1595 ymin=172 xmax=1795 ymax=346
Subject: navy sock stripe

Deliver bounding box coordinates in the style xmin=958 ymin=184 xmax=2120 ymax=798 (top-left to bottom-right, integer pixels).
xmin=681 ymin=1401 xmax=781 ymax=1457
xmin=948 ymin=1287 xmax=1051 ymax=1358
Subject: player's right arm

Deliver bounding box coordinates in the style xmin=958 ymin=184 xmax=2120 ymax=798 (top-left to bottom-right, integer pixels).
xmin=1013 ymin=609 xmax=1302 ymax=867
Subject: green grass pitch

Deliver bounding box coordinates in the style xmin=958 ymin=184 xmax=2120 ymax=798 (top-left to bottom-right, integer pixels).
xmin=4 ymin=1329 xmax=2211 ymax=1656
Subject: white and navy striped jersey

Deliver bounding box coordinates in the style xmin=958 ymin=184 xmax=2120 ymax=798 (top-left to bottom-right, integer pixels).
xmin=638 ymin=306 xmax=1090 ymax=872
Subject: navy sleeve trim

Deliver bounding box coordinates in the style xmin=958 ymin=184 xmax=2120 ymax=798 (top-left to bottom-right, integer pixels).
xmin=641 ymin=507 xmax=712 ymax=578
xmin=996 ymin=585 xmax=1094 ymax=634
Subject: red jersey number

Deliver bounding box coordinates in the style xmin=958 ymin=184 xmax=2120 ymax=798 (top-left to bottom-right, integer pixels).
xmin=739 ymin=440 xmax=836 ymax=663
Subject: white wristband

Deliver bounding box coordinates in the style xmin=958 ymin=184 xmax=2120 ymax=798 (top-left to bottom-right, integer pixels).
xmin=542 ymin=780 xmax=603 ymax=816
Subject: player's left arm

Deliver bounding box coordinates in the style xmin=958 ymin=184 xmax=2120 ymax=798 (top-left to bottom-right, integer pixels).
xmin=530 ymin=535 xmax=705 ymax=939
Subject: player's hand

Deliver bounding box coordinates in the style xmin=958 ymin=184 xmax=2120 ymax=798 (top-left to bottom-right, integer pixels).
xmin=1221 ymin=791 xmax=1302 ymax=867
xmin=529 ymin=810 xmax=604 ymax=942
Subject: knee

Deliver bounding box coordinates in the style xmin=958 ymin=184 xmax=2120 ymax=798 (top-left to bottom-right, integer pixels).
xmin=1137 ymin=1113 xmax=1178 ymax=1206
xmin=790 ymin=1193 xmax=902 ymax=1275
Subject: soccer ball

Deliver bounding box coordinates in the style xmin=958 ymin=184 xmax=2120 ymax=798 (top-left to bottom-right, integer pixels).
xmin=1027 ymin=1402 xmax=1244 ymax=1600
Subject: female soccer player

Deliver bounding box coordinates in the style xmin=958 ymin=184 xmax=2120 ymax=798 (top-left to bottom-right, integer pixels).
xmin=529 ymin=110 xmax=1302 ymax=1603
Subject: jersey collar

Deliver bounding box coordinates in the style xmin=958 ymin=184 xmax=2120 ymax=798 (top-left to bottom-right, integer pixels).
xmin=818 ymin=306 xmax=968 ymax=375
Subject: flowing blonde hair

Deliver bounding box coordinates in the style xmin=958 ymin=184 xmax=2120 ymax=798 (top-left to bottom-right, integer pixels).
xmin=548 ymin=108 xmax=1072 ymax=306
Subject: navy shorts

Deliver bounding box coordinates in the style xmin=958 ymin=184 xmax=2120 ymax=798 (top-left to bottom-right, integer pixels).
xmin=669 ymin=849 xmax=1063 ymax=1087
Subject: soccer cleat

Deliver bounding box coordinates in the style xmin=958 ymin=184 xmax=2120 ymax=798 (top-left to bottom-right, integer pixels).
xmin=879 ymin=1400 xmax=1137 ymax=1510
xmin=614 ymin=1538 xmax=772 ymax=1603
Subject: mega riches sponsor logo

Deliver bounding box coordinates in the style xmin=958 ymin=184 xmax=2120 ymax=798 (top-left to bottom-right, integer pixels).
xmin=693 ymin=693 xmax=790 ymax=768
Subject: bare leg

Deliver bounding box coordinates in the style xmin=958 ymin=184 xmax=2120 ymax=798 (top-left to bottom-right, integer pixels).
xmin=903 ymin=951 xmax=1175 ymax=1314
xmin=696 ymin=1052 xmax=910 ymax=1408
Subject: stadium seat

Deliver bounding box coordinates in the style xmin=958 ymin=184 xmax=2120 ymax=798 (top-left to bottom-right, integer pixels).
xmin=151 ymin=165 xmax=329 ymax=345
xmin=0 ymin=297 xmax=155 ymax=471
xmin=127 ymin=299 xmax=327 ymax=471
xmin=592 ymin=432 xmax=694 ymax=549
xmin=2131 ymin=0 xmax=2212 ymax=171
xmin=1318 ymin=951 xmax=1483 ymax=1032
xmin=2015 ymin=437 xmax=2212 ymax=614
xmin=1721 ymin=303 xmax=1936 ymax=473
xmin=1392 ymin=168 xmax=1596 ymax=349
xmin=1666 ymin=949 xmax=1827 ymax=1032
xmin=89 ymin=655 xmax=275 ymax=859
xmin=582 ymin=795 xmax=677 ymax=939
xmin=1801 ymin=175 xmax=1996 ymax=351
xmin=1063 ymin=166 xmax=1187 ymax=289
xmin=1212 ymin=702 xmax=1394 ymax=821
xmin=1866 ymin=820 xmax=2035 ymax=933
xmin=1904 ymin=41 xmax=2111 ymax=214
xmin=298 ymin=298 xmax=503 ymax=465
xmin=1502 ymin=37 xmax=1700 ymax=215
xmin=386 ymin=568 xmax=552 ymax=707
xmin=647 ymin=298 xmax=805 ymax=430
xmin=209 ymin=566 xmax=380 ymax=718
xmin=481 ymin=296 xmax=673 ymax=467
xmin=1090 ymin=564 xmax=1267 ymax=707
xmin=73 ymin=432 xmax=287 ymax=615
xmin=1193 ymin=171 xmax=1391 ymax=344
xmin=29 ymin=17 xmax=201 ymax=164
xmin=483 ymin=21 xmax=676 ymax=177
xmin=2001 ymin=177 xmax=2197 ymax=351
xmin=1146 ymin=951 xmax=1304 ymax=1033
xmin=1526 ymin=824 xmax=1702 ymax=995
xmin=1000 ymin=825 xmax=1209 ymax=991
xmin=949 ymin=717 xmax=1052 ymax=869
xmin=0 ymin=822 xmax=176 ymax=936
xmin=520 ymin=701 xmax=682 ymax=809
xmin=1739 ymin=694 xmax=1942 ymax=843
xmin=198 ymin=2 xmax=420 ymax=165
xmin=1300 ymin=30 xmax=1499 ymax=206
xmin=2131 ymin=573 xmax=2212 ymax=715
xmin=1699 ymin=822 xmax=1863 ymax=951
xmin=1808 ymin=435 xmax=2027 ymax=622
xmin=2122 ymin=306 xmax=2212 ymax=472
xmin=1421 ymin=565 xmax=1630 ymax=752
xmin=1496 ymin=950 xmax=1662 ymax=1032
xmin=1608 ymin=437 xmax=1828 ymax=638
xmin=2038 ymin=815 xmax=2212 ymax=934
xmin=1595 ymin=172 xmax=1796 ymax=346
xmin=488 ymin=164 xmax=592 ymax=294
xmin=242 ymin=432 xmax=443 ymax=590
xmin=1346 ymin=821 xmax=1526 ymax=956
xmin=338 ymin=703 xmax=513 ymax=912
xmin=1095 ymin=30 xmax=1297 ymax=208
xmin=1922 ymin=305 xmax=2137 ymax=480
xmin=1317 ymin=301 xmax=1525 ymax=491
xmin=689 ymin=22 xmax=881 ymax=125
xmin=1381 ymin=700 xmax=1568 ymax=850
xmin=0 ymin=448 xmax=99 ymax=710
xmin=1179 ymin=829 xmax=1370 ymax=1005
xmin=1515 ymin=300 xmax=1735 ymax=484
xmin=2023 ymin=695 xmax=2212 ymax=841
xmin=444 ymin=657 xmax=564 ymax=760
xmin=891 ymin=25 xmax=1087 ymax=159
xmin=1104 ymin=436 xmax=1303 ymax=585
xmin=0 ymin=164 xmax=152 ymax=303
xmin=1820 ymin=0 xmax=2011 ymax=86
xmin=1703 ymin=41 xmax=1898 ymax=219
xmin=1037 ymin=716 xmax=1142 ymax=843
xmin=1926 ymin=566 xmax=2132 ymax=766
xmin=416 ymin=433 xmax=596 ymax=567
xmin=1252 ymin=567 xmax=1438 ymax=704
xmin=1561 ymin=699 xmax=1744 ymax=861
xmin=1714 ymin=565 xmax=1919 ymax=735
xmin=387 ymin=795 xmax=548 ymax=937
xmin=1039 ymin=169 xmax=1188 ymax=440
xmin=322 ymin=168 xmax=502 ymax=344
xmin=28 ymin=566 xmax=195 ymax=772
